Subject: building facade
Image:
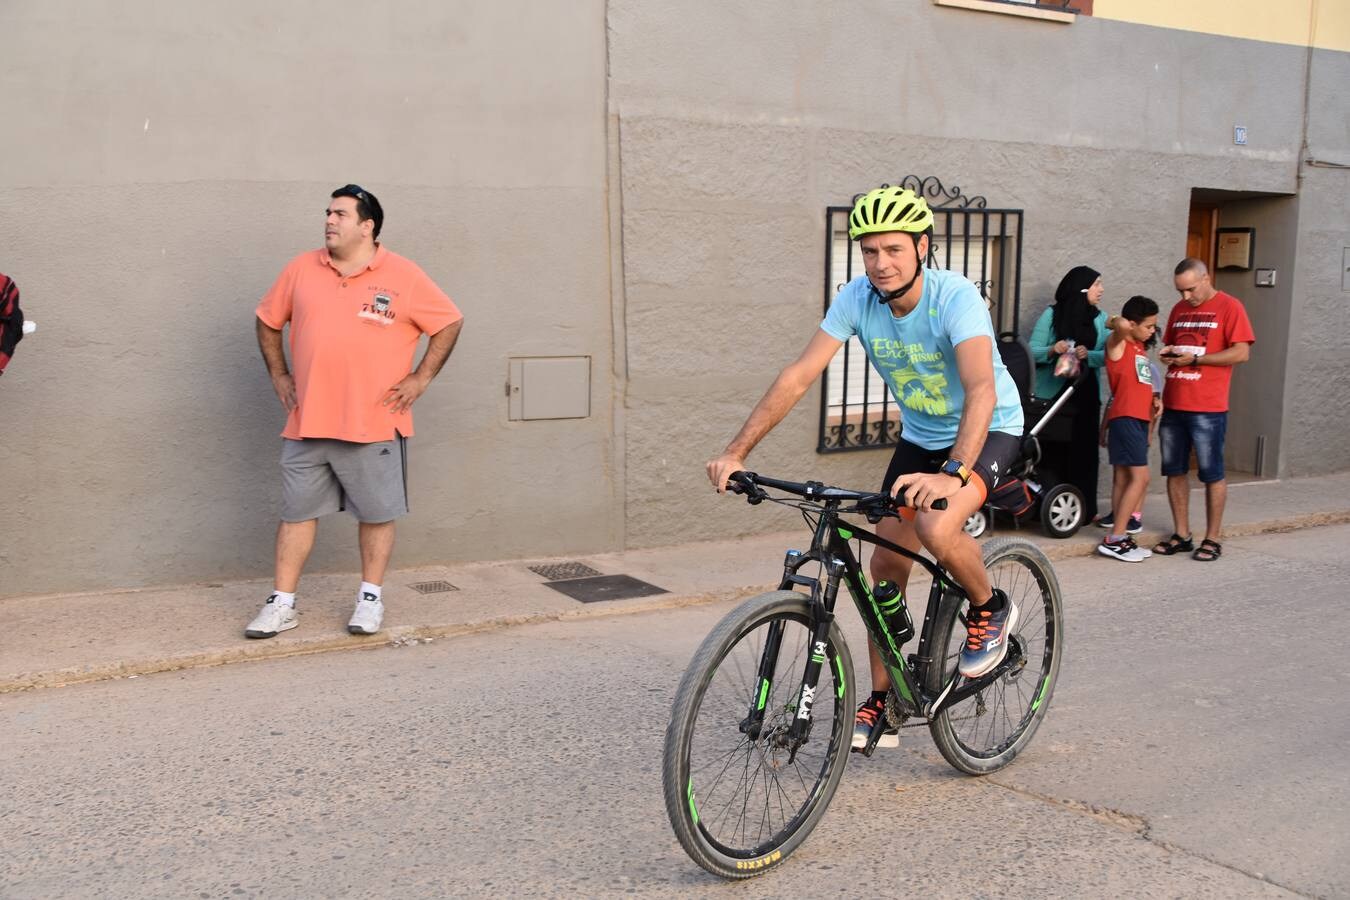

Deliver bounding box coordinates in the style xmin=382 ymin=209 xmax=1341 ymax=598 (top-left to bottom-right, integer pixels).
xmin=1 ymin=0 xmax=1346 ymax=596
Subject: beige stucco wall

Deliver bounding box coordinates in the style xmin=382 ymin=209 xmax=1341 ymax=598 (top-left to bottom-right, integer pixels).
xmin=2 ymin=0 xmax=1345 ymax=597
xmin=607 ymin=0 xmax=1330 ymax=548
xmin=0 ymin=1 xmax=617 ymax=597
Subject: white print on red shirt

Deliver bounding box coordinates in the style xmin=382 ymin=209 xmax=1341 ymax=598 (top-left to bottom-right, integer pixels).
xmin=1169 ymin=311 xmax=1217 ymax=359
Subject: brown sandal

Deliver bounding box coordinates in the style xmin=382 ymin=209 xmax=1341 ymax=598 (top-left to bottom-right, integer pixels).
xmin=1153 ymin=533 xmax=1194 ymax=555
xmin=1193 ymin=539 xmax=1222 ymax=561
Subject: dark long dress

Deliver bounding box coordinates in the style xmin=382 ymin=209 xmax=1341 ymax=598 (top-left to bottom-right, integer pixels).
xmin=1038 ymin=368 xmax=1101 ymax=521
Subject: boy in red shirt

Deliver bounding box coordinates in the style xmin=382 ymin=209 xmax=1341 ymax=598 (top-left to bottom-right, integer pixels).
xmin=1151 ymin=259 xmax=1255 ymax=562
xmin=1098 ymin=296 xmax=1160 ymax=562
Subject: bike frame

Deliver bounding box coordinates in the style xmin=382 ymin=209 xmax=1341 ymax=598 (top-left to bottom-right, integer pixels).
xmin=742 ymin=495 xmax=1025 ymax=750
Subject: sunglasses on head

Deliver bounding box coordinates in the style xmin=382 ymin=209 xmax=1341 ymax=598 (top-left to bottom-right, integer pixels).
xmin=336 ymin=184 xmax=369 ymax=203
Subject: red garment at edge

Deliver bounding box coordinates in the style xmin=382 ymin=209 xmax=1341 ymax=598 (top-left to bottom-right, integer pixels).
xmin=0 ymin=273 xmax=24 ymax=376
xmin=1161 ymin=291 xmax=1255 ymax=413
xmin=1105 ymin=338 xmax=1154 ymax=422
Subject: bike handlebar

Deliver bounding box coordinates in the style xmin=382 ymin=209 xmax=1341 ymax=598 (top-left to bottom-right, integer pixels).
xmin=727 ymin=471 xmax=947 ymax=512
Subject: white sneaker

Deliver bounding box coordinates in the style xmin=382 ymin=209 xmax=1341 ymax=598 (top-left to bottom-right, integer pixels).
xmin=245 ymin=595 xmax=298 ymax=639
xmin=1098 ymin=540 xmax=1148 ymax=563
xmin=348 ymin=594 xmax=385 ymax=635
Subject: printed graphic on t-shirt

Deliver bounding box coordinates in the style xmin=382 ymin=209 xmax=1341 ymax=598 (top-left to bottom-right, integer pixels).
xmin=1169 ymin=311 xmax=1217 ymax=358
xmin=358 ymin=291 xmax=396 ymax=325
xmin=871 ymin=337 xmax=950 ymax=416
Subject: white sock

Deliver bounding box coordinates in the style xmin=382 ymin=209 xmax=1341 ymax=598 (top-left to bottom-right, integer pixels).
xmin=271 ymin=590 xmax=296 ymax=608
xmin=358 ymin=582 xmax=382 ymax=603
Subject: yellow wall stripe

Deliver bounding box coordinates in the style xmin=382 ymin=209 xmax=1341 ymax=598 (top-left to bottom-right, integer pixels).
xmin=1092 ymin=0 xmax=1350 ymax=52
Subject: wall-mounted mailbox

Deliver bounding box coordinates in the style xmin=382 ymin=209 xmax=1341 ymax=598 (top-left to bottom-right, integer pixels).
xmin=1216 ymin=227 xmax=1255 ymax=270
xmin=508 ymin=356 xmax=591 ymax=421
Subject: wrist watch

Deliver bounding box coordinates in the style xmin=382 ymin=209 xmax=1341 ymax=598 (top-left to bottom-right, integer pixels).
xmin=940 ymin=458 xmax=972 ymax=487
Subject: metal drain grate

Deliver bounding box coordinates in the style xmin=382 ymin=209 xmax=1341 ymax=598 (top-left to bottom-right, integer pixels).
xmin=527 ymin=561 xmax=602 ymax=581
xmin=544 ymin=574 xmax=668 ymax=603
xmin=408 ymin=580 xmax=458 ymax=594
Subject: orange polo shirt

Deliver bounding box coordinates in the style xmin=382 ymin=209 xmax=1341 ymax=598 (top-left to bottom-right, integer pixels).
xmin=256 ymin=245 xmax=462 ymax=442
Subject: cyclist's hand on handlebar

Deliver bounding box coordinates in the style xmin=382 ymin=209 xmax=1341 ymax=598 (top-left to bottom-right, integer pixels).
xmin=706 ymin=452 xmax=747 ymax=493
xmin=890 ymin=471 xmax=960 ymax=512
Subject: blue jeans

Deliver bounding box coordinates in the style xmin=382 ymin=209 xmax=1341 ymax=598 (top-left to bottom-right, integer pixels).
xmin=1159 ymin=410 xmax=1227 ymax=484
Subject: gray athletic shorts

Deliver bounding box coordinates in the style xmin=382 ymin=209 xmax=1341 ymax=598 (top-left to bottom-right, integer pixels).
xmin=280 ymin=437 xmax=409 ymax=523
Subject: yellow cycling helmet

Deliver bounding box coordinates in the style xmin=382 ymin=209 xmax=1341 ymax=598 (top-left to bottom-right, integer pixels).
xmin=848 ymin=186 xmax=934 ymax=240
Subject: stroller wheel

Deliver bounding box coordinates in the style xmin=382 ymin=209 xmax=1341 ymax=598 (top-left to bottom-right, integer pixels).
xmin=1040 ymin=483 xmax=1085 ymax=538
xmin=963 ymin=509 xmax=989 ymax=539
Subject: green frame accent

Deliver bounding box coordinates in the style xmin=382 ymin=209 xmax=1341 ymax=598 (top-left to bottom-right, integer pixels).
xmin=686 ymin=780 xmax=699 ymax=824
xmin=756 ymin=678 xmax=769 ymax=710
xmin=849 ymin=573 xmax=916 ymax=704
xmin=1031 ymin=676 xmax=1051 ymax=711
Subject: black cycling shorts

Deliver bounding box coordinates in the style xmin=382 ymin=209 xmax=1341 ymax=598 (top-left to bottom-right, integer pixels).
xmin=880 ymin=431 xmax=1022 ymax=503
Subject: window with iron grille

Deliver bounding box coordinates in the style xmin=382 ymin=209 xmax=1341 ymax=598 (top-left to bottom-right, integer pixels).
xmin=818 ymin=176 xmax=1024 ymax=453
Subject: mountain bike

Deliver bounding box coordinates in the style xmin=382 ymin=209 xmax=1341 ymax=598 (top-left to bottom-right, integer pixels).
xmin=661 ymin=471 xmax=1064 ymax=878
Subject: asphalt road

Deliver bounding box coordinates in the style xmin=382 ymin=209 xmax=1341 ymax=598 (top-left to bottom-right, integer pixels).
xmin=3 ymin=525 xmax=1347 ymax=899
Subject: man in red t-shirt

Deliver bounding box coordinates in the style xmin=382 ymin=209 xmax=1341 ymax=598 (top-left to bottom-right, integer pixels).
xmin=1151 ymin=258 xmax=1254 ymax=562
xmin=247 ymin=185 xmax=464 ymax=639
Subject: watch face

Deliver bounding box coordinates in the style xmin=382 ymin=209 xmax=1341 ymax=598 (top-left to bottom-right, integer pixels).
xmin=941 ymin=459 xmax=963 ymax=476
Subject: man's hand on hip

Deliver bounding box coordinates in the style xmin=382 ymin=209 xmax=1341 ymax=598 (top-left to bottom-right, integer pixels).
xmin=271 ymin=373 xmax=297 ymax=412
xmin=382 ymin=374 xmax=430 ymax=414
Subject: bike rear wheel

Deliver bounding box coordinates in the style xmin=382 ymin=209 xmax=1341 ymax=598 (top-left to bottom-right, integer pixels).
xmin=662 ymin=591 xmax=854 ymax=878
xmin=926 ymin=537 xmax=1064 ymax=775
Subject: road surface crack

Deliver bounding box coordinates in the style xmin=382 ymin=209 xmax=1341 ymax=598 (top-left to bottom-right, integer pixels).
xmin=985 ymin=779 xmax=1318 ymax=898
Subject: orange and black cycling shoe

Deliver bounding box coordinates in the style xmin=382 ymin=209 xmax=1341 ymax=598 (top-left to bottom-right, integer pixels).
xmin=851 ymin=695 xmax=899 ymax=752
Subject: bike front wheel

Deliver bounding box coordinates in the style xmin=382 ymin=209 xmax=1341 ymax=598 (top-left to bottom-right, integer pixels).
xmin=926 ymin=537 xmax=1064 ymax=775
xmin=662 ymin=591 xmax=854 ymax=879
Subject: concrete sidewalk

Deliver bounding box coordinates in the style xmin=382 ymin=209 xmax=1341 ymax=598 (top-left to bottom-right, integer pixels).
xmin=5 ymin=472 xmax=1349 ymax=693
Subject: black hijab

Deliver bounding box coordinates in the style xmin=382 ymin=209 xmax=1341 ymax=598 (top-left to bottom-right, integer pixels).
xmin=1050 ymin=266 xmax=1102 ymax=349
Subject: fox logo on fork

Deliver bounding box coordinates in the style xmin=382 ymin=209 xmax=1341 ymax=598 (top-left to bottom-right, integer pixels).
xmin=797 ymin=685 xmax=816 ymax=720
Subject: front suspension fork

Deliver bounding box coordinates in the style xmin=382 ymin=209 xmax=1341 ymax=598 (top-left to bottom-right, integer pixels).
xmin=784 ymin=558 xmax=844 ymax=749
xmin=740 ymin=554 xmax=844 ymax=755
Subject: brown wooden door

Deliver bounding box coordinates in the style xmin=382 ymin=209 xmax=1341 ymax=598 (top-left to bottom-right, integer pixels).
xmin=1187 ymin=203 xmax=1218 ymax=270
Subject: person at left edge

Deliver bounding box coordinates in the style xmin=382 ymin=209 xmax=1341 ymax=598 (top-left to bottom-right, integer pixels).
xmin=247 ymin=185 xmax=464 ymax=639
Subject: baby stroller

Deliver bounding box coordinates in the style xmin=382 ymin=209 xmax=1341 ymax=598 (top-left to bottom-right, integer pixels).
xmin=962 ymin=332 xmax=1087 ymax=540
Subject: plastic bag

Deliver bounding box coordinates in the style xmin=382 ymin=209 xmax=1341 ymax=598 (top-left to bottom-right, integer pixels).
xmin=1053 ymin=342 xmax=1080 ymax=379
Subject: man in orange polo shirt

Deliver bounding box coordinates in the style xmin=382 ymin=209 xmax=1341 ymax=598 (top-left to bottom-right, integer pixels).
xmin=247 ymin=185 xmax=464 ymax=638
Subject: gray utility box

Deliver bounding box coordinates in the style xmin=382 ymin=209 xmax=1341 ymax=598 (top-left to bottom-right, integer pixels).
xmin=507 ymin=356 xmax=591 ymax=421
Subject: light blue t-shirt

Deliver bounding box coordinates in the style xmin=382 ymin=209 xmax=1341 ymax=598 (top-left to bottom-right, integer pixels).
xmin=821 ymin=269 xmax=1024 ymax=450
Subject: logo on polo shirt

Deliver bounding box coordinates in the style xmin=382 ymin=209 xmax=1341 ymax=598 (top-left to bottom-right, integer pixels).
xmin=358 ymin=292 xmax=396 ymax=325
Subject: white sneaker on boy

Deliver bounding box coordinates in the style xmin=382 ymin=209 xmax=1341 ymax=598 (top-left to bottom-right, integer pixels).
xmin=1097 ymin=539 xmax=1148 ymax=563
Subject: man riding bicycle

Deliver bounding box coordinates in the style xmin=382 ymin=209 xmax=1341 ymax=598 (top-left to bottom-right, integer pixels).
xmin=706 ymin=185 xmax=1025 ymax=751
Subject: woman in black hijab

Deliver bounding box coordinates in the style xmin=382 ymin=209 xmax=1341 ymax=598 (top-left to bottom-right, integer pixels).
xmin=1029 ymin=265 xmax=1109 ymax=521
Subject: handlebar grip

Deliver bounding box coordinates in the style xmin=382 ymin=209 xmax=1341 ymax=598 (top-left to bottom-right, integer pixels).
xmin=891 ymin=492 xmax=948 ymax=511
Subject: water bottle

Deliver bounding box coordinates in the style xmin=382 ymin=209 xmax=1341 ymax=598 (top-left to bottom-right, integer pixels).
xmin=874 ymin=580 xmax=913 ymax=644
